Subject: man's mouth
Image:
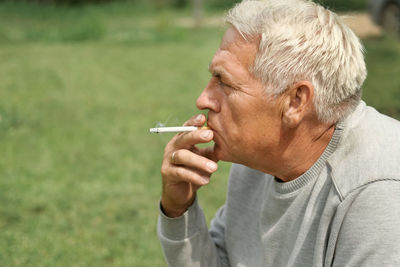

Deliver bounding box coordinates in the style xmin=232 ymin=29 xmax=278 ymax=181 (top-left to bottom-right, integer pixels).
xmin=206 ymin=120 xmax=215 ymax=132
xmin=206 ymin=121 xmax=219 ymax=142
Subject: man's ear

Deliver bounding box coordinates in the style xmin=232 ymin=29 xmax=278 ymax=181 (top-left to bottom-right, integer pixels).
xmin=281 ymin=81 xmax=314 ymax=128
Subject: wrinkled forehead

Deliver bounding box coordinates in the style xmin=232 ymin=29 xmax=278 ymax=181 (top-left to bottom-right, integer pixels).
xmin=210 ymin=26 xmax=259 ymax=71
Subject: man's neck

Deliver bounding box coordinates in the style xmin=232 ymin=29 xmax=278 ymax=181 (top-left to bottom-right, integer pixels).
xmin=271 ymin=122 xmax=336 ymax=182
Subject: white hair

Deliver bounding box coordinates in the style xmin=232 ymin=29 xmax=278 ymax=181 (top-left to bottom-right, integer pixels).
xmin=226 ymin=0 xmax=367 ymax=123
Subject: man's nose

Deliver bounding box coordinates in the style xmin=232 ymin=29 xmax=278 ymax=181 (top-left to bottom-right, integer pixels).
xmin=196 ymin=80 xmax=220 ymax=112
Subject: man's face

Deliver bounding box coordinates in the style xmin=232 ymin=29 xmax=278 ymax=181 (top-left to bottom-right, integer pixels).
xmin=196 ymin=27 xmax=283 ymax=167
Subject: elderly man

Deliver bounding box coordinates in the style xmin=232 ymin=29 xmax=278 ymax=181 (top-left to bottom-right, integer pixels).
xmin=157 ymin=0 xmax=400 ymax=266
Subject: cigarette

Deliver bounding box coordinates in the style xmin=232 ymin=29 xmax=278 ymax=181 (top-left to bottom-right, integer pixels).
xmin=149 ymin=126 xmax=210 ymax=133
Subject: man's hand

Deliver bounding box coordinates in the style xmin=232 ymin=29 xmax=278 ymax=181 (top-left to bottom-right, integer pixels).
xmin=160 ymin=114 xmax=218 ymax=218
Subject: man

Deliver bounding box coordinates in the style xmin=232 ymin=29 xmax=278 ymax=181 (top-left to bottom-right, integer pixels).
xmin=157 ymin=0 xmax=400 ymax=266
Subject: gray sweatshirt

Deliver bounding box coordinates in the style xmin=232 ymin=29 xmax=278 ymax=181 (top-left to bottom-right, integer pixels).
xmin=157 ymin=101 xmax=400 ymax=266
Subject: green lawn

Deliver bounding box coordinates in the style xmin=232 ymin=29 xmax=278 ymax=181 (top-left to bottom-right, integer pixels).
xmin=0 ymin=2 xmax=399 ymax=266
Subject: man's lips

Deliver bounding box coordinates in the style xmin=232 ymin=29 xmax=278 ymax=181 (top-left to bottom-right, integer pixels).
xmin=206 ymin=121 xmax=219 ymax=141
xmin=206 ymin=121 xmax=215 ymax=132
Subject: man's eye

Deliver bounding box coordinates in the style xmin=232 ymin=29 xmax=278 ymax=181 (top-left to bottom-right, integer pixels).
xmin=215 ymin=75 xmax=226 ymax=86
xmin=212 ymin=73 xmax=230 ymax=88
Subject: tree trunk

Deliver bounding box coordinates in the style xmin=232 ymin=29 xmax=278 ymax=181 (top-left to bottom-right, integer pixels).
xmin=193 ymin=0 xmax=203 ymax=28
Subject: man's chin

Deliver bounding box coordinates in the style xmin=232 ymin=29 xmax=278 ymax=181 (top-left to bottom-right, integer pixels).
xmin=213 ymin=144 xmax=233 ymax=163
xmin=213 ymin=144 xmax=224 ymax=161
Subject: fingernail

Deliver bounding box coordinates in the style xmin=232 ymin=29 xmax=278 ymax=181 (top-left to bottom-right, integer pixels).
xmin=195 ymin=114 xmax=203 ymax=122
xmin=201 ymin=177 xmax=210 ymax=184
xmin=201 ymin=130 xmax=211 ymax=139
xmin=207 ymin=162 xmax=217 ymax=172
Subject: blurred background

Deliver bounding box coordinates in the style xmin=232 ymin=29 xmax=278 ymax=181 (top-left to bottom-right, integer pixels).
xmin=0 ymin=0 xmax=399 ymax=266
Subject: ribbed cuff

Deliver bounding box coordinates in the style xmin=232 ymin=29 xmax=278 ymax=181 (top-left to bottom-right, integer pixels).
xmin=158 ymin=197 xmax=202 ymax=240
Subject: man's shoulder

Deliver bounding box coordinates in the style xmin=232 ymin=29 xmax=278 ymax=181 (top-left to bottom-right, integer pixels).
xmin=328 ymin=102 xmax=400 ymax=200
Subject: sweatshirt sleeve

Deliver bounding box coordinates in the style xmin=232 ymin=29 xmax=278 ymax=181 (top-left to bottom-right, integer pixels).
xmin=332 ymin=180 xmax=400 ymax=266
xmin=157 ymin=198 xmax=226 ymax=267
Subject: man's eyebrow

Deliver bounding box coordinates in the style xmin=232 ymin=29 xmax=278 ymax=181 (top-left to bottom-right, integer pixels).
xmin=209 ymin=64 xmax=227 ymax=77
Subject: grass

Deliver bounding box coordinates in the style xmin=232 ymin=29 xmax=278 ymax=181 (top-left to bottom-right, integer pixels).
xmin=0 ymin=1 xmax=399 ymax=266
xmin=363 ymin=35 xmax=400 ymax=117
xmin=0 ymin=3 xmax=229 ymax=266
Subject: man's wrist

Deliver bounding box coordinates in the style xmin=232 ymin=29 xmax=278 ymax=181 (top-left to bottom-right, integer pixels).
xmin=160 ymin=202 xmax=187 ymax=218
xmin=160 ymin=197 xmax=196 ymax=218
